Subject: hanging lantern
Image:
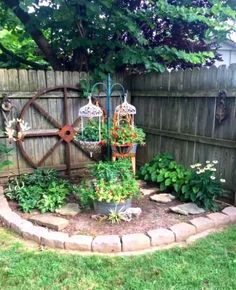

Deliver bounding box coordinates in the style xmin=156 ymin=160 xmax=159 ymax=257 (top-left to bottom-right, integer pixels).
xmin=76 ymin=94 xmax=104 ymax=158
xmin=114 ymin=92 xmax=136 ymax=127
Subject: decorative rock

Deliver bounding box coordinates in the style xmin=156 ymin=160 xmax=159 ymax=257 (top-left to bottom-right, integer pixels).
xmin=222 ymin=207 xmax=236 ymax=222
xmin=186 ymin=229 xmax=215 ymax=244
xmin=150 ymin=193 xmax=176 ymax=203
xmin=10 ymin=219 xmax=34 ymax=236
xmin=122 ymin=233 xmax=150 ymax=251
xmin=55 ymin=203 xmax=81 ymax=217
xmin=207 ymin=212 xmax=230 ymax=227
xmin=41 ymin=231 xmax=68 ymax=249
xmin=169 ymin=222 xmax=196 ymax=242
xmin=0 ymin=195 xmax=9 ymax=207
xmin=29 ymin=214 xmax=69 ymax=231
xmin=92 ymin=235 xmax=121 ymax=253
xmin=169 ymin=203 xmax=205 ymax=215
xmin=120 ymin=207 xmax=142 ymax=221
xmin=140 ymin=187 xmax=160 ymax=196
xmin=147 ymin=228 xmax=175 ymax=246
xmin=0 ymin=211 xmax=20 ymax=227
xmin=65 ymin=235 xmax=93 ymax=251
xmin=189 ymin=217 xmax=215 ymax=233
xmin=22 ymin=225 xmax=49 ymax=243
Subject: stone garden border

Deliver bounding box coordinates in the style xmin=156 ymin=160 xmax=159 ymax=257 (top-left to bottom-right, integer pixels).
xmin=1 ymin=186 xmax=236 ymax=254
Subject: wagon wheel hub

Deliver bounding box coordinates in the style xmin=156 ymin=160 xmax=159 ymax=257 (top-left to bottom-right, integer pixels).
xmin=58 ymin=125 xmax=76 ymax=143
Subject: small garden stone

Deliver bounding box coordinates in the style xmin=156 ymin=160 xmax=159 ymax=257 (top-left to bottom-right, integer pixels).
xmin=141 ymin=187 xmax=160 ymax=196
xmin=169 ymin=203 xmax=205 ymax=215
xmin=55 ymin=203 xmax=81 ymax=217
xmin=29 ymin=214 xmax=69 ymax=231
xmin=150 ymin=193 xmax=176 ymax=203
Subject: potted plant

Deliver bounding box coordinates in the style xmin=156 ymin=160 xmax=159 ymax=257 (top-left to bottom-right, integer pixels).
xmin=78 ymin=159 xmax=139 ymax=214
xmin=110 ymin=124 xmax=145 ymax=154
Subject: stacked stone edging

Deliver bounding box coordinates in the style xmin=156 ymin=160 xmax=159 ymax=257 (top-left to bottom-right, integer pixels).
xmin=1 ymin=186 xmax=236 ymax=254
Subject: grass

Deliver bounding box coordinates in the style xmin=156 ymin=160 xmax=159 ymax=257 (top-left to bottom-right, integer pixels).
xmin=0 ymin=226 xmax=236 ymax=290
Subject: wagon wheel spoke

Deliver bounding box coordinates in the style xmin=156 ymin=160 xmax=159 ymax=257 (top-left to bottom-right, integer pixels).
xmin=32 ymin=101 xmax=62 ymax=129
xmin=23 ymin=129 xmax=59 ymax=138
xmin=72 ymin=116 xmax=80 ymax=127
xmin=37 ymin=138 xmax=64 ymax=167
xmin=63 ymin=87 xmax=69 ymax=125
xmin=65 ymin=142 xmax=71 ymax=176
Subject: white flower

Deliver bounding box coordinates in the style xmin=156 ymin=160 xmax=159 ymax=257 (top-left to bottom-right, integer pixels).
xmin=220 ymin=179 xmax=226 ymax=183
xmin=190 ymin=165 xmax=195 ymax=169
xmin=210 ymin=168 xmax=216 ymax=172
xmin=212 ymin=160 xmax=218 ymax=164
xmin=210 ymin=176 xmax=216 ymax=180
xmin=193 ymin=163 xmax=202 ymax=168
xmin=5 ymin=127 xmax=16 ymax=141
xmin=206 ymin=160 xmax=210 ymax=164
xmin=196 ymin=171 xmax=201 ymax=174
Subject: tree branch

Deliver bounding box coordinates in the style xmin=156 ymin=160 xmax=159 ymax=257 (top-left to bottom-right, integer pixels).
xmin=2 ymin=0 xmax=63 ymax=70
xmin=0 ymin=42 xmax=49 ymax=70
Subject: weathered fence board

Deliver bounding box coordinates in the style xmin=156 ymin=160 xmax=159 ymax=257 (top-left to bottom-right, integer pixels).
xmin=133 ymin=65 xmax=236 ymax=199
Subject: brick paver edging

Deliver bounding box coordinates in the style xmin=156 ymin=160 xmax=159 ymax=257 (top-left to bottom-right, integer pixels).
xmin=1 ymin=186 xmax=236 ymax=253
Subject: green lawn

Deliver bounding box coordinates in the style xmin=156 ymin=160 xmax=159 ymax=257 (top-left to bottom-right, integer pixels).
xmin=0 ymin=226 xmax=236 ymax=290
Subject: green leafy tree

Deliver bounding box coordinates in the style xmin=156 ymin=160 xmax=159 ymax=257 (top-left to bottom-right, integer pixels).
xmin=0 ymin=0 xmax=235 ymax=76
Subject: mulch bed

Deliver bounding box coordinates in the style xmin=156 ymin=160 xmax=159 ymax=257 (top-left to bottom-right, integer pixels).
xmin=8 ymin=194 xmax=210 ymax=236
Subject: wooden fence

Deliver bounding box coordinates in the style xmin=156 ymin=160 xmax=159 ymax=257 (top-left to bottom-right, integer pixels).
xmin=0 ymin=66 xmax=235 ymax=200
xmin=0 ymin=69 xmax=128 ymax=180
xmin=131 ymin=65 xmax=236 ymax=200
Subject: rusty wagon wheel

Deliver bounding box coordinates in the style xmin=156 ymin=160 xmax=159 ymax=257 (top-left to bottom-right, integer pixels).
xmin=18 ymin=85 xmax=92 ymax=177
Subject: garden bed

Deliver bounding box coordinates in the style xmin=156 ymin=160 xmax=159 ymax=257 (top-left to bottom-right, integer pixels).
xmin=8 ymin=194 xmax=209 ymax=236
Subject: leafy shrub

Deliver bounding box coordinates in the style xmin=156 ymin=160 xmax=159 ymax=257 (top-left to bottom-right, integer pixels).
xmin=179 ymin=161 xmax=225 ymax=211
xmin=5 ymin=169 xmax=71 ymax=213
xmin=0 ymin=143 xmax=12 ymax=171
xmin=140 ymin=153 xmax=225 ymax=210
xmin=140 ymin=153 xmax=190 ymax=192
xmin=77 ymin=159 xmax=139 ymax=208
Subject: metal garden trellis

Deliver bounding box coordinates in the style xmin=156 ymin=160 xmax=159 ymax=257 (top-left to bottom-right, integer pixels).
xmin=90 ymin=73 xmax=126 ymax=160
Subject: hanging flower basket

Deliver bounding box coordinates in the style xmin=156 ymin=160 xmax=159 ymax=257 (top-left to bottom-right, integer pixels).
xmin=111 ymin=143 xmax=134 ymax=154
xmin=78 ymin=140 xmax=104 ymax=158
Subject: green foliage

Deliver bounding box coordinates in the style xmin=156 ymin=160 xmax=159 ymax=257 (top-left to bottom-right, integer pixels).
xmin=1 ymin=0 xmax=236 ymax=73
xmin=140 ymin=153 xmax=190 ymax=192
xmin=110 ymin=124 xmax=145 ymax=146
xmin=5 ymin=169 xmax=71 ymax=213
xmin=140 ymin=153 xmax=224 ymax=210
xmin=75 ymin=119 xmax=106 ymax=142
xmin=179 ymin=161 xmax=224 ymax=211
xmin=0 ymin=143 xmax=12 ymax=171
xmin=76 ymin=159 xmax=139 ymax=207
xmin=1 ymin=225 xmax=236 ymax=289
xmin=108 ymin=208 xmax=123 ymax=224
